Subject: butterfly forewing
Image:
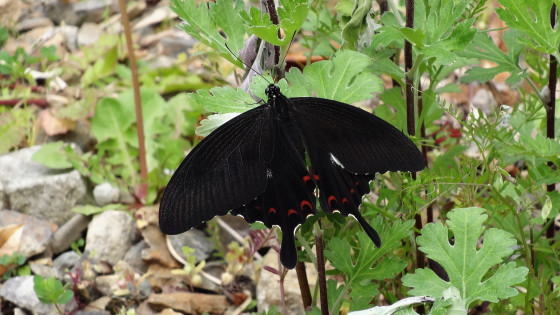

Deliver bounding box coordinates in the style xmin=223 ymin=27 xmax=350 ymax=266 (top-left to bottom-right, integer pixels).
xmin=159 ymin=104 xmax=274 ymax=235
xmin=291 ymin=97 xmax=425 ymax=174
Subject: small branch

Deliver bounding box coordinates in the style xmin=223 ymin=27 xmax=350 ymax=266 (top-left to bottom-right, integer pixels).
xmin=314 ymin=224 xmax=328 ymax=315
xmin=295 ymin=260 xmax=312 ymax=309
xmin=118 ymin=0 xmax=148 ymax=203
xmin=0 ymin=99 xmax=49 ymax=108
xmin=263 ymin=0 xmax=282 ymax=76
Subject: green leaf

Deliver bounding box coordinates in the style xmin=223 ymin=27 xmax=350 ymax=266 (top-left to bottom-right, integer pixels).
xmin=196 ymin=113 xmax=240 ymax=137
xmin=240 ymin=0 xmax=309 ymax=46
xmin=171 ymin=0 xmax=246 ymax=64
xmin=496 ymin=0 xmax=560 ymax=58
xmin=0 ymin=107 xmax=35 ymax=154
xmin=324 ymin=219 xmax=414 ymax=312
xmin=337 ymin=0 xmax=373 ymax=49
xmin=33 ymin=275 xmax=73 ymax=305
xmin=32 ymin=142 xmax=73 ymax=169
xmin=191 ymin=86 xmax=257 ymax=114
xmin=286 ymin=50 xmax=382 ymax=103
xmin=461 ymin=30 xmax=526 ymax=84
xmin=81 ymin=45 xmax=118 ymax=87
xmin=402 ymin=207 xmax=529 ymax=309
xmin=72 ymin=204 xmax=127 ymax=216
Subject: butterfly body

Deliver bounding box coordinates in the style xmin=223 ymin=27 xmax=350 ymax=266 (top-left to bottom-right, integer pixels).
xmin=160 ymin=84 xmax=424 ymax=269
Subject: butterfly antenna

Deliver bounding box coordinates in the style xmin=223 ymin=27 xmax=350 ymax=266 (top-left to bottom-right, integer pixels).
xmin=225 ymin=42 xmax=271 ymax=85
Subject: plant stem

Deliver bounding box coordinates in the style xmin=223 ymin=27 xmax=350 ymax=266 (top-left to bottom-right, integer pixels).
xmin=118 ymin=0 xmax=148 ymax=202
xmin=295 ymin=260 xmax=312 ymax=309
xmin=314 ymin=223 xmax=328 ymax=315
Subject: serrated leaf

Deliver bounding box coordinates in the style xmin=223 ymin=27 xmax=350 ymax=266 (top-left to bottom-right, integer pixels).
xmin=496 ymin=0 xmax=560 ymax=58
xmin=196 ymin=113 xmax=241 ymax=137
xmin=190 ymin=86 xmax=258 ymax=114
xmin=461 ymin=30 xmax=526 ymax=84
xmin=287 ymin=50 xmax=382 ymax=103
xmin=170 ymin=0 xmax=245 ymax=65
xmin=240 ymin=0 xmax=309 ymax=46
xmin=325 ymin=219 xmax=413 ymax=312
xmin=402 ymin=207 xmax=529 ymax=308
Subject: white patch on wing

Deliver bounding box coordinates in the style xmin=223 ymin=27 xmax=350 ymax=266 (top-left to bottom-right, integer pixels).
xmin=329 ymin=153 xmax=345 ymax=168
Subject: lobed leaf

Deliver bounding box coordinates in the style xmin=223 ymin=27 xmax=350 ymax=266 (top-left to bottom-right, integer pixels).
xmin=402 ymin=207 xmax=529 ymax=309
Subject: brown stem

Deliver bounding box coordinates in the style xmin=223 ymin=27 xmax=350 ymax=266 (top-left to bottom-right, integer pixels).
xmin=295 ymin=260 xmax=312 ymax=309
xmin=118 ymin=0 xmax=148 ymax=202
xmin=0 ymin=99 xmax=48 ymax=108
xmin=263 ymin=0 xmax=281 ymax=76
xmin=315 ymin=232 xmax=329 ymax=315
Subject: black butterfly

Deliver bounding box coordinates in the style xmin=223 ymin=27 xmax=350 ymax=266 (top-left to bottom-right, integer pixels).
xmin=159 ymin=84 xmax=424 ymax=269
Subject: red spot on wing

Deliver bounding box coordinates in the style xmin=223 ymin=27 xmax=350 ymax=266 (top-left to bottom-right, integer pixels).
xmin=342 ymin=197 xmax=349 ymax=204
xmin=302 ymin=175 xmax=311 ymax=183
xmin=288 ymin=209 xmax=298 ymax=216
xmin=354 ymin=181 xmax=360 ymax=186
xmin=350 ymin=188 xmax=356 ymax=194
xmin=300 ymin=200 xmax=312 ymax=211
xmin=314 ymin=174 xmax=320 ymax=180
xmin=328 ymin=195 xmax=337 ymax=204
xmin=268 ymin=207 xmax=276 ymax=214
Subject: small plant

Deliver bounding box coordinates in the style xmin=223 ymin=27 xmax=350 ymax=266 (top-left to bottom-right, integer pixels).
xmin=0 ymin=252 xmax=30 ymax=279
xmin=70 ymin=238 xmax=85 ymax=255
xmin=171 ymin=246 xmax=205 ymax=288
xmin=33 ymin=275 xmax=73 ymax=314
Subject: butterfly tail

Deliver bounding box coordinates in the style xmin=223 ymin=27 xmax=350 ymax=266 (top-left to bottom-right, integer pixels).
xmin=280 ymin=228 xmax=298 ymax=269
xmin=350 ymin=209 xmax=381 ymax=247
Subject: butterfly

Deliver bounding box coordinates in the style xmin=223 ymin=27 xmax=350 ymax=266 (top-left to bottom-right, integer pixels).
xmin=159 ymin=83 xmax=425 ymax=269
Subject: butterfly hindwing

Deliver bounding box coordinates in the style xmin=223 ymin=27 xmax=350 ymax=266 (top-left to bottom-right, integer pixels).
xmin=159 ymin=104 xmax=274 ymax=235
xmin=291 ymin=97 xmax=424 ymax=246
xmin=231 ymin=118 xmax=316 ymax=268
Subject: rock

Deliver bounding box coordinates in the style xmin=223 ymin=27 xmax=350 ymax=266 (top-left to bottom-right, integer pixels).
xmin=256 ymin=250 xmax=317 ymax=314
xmin=94 ymin=274 xmax=120 ymax=296
xmin=59 ymin=25 xmax=79 ymax=52
xmin=0 ymin=146 xmax=86 ymax=226
xmin=53 ymin=251 xmax=81 ymax=277
xmin=85 ymin=210 xmax=138 ymax=265
xmin=132 ymin=6 xmax=177 ymax=31
xmin=0 ymin=179 xmax=4 ymax=210
xmin=471 ymin=88 xmax=495 ymax=115
xmin=139 ymin=224 xmax=180 ymax=269
xmin=0 ymin=0 xmax=21 ymax=28
xmin=93 ymin=182 xmax=120 ymax=206
xmin=51 ymin=214 xmax=91 ymax=254
xmin=73 ymin=0 xmax=118 ymax=24
xmin=147 ymin=292 xmax=229 ymax=314
xmin=16 ymin=17 xmax=54 ymax=33
xmin=156 ymin=30 xmax=197 ymax=57
xmin=124 ymin=240 xmax=149 ymax=273
xmin=0 ymin=276 xmax=55 ymax=314
xmin=0 ymin=210 xmax=55 ymax=257
xmin=81 ymin=296 xmax=111 ymax=314
xmin=78 ymin=22 xmax=102 ymax=48
xmin=29 ymin=262 xmax=58 ymax=279
xmin=168 ymin=229 xmax=214 ymax=264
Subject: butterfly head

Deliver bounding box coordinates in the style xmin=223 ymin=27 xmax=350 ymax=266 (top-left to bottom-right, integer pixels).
xmin=265 ymin=84 xmax=281 ymax=99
